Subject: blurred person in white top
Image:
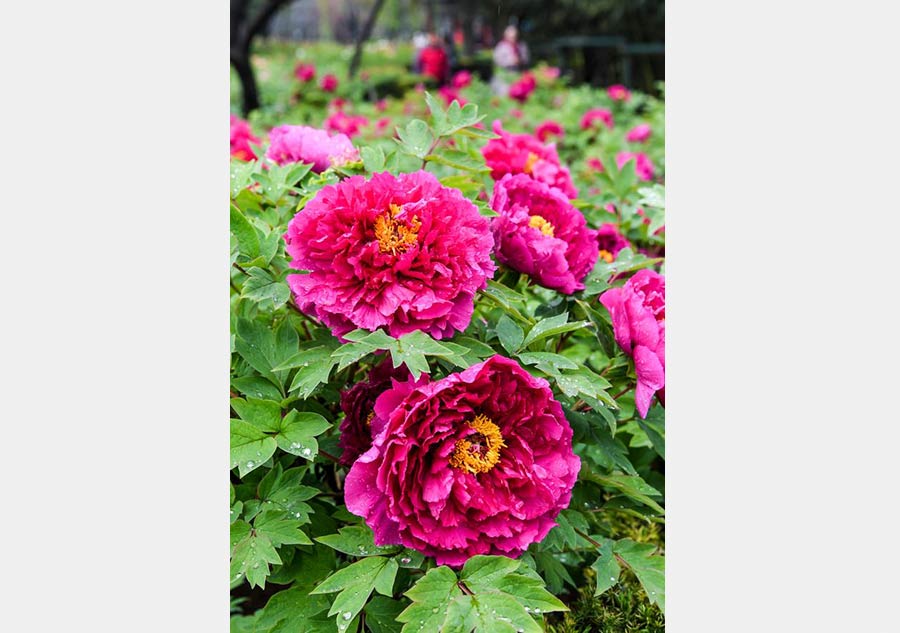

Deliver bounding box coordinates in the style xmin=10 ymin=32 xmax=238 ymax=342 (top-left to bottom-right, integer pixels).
xmin=491 ymin=25 xmax=530 ymax=96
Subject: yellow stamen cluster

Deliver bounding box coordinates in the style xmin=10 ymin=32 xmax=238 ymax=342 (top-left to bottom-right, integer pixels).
xmin=365 ymin=411 xmax=375 ymax=428
xmin=449 ymin=414 xmax=506 ymax=475
xmin=374 ymin=203 xmax=421 ymax=255
xmin=529 ymin=215 xmax=555 ymax=237
xmin=523 ymin=152 xmax=540 ymax=175
xmin=599 ymin=249 xmax=614 ymax=263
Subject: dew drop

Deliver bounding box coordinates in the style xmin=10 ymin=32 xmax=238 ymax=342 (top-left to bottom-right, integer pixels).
xmin=533 ymin=608 xmax=542 ymax=614
xmin=342 ymin=612 xmax=352 ymax=620
xmin=525 ymin=607 xmax=531 ymax=613
xmin=401 ymin=557 xmax=412 ymax=564
xmin=301 ymin=447 xmax=312 ymax=457
xmin=252 ymin=562 xmax=260 ymax=569
xmin=431 ymin=608 xmax=438 ymax=614
xmin=246 ymin=461 xmax=255 ymax=469
xmin=610 ymin=576 xmax=616 ymax=581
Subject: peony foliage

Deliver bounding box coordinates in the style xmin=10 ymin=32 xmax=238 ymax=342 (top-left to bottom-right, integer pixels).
xmin=231 ymin=63 xmax=665 ymax=632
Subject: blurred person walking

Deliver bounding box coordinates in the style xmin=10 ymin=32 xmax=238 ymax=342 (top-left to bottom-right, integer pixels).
xmin=491 ymin=25 xmax=530 ymax=96
xmin=418 ymin=32 xmax=450 ymax=86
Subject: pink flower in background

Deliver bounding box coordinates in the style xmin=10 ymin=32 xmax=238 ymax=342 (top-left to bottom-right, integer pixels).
xmin=540 ymin=66 xmax=561 ymax=81
xmin=230 ymin=114 xmax=259 ymax=161
xmin=490 ymin=173 xmax=598 ymax=294
xmin=599 ymin=269 xmax=665 ymax=417
xmin=375 ymin=99 xmax=388 ymax=112
xmin=265 ymin=125 xmax=359 ymax=172
xmin=438 ymin=85 xmax=466 ymax=107
xmin=321 ymin=73 xmax=339 ymax=92
xmin=324 ymin=111 xmax=369 ymax=138
xmin=585 ymin=157 xmax=605 ymax=172
xmin=294 ymin=63 xmax=316 ymax=82
xmin=626 ymin=123 xmax=652 ymax=143
xmin=508 ymin=72 xmax=536 ymax=102
xmin=329 ymin=97 xmax=347 ymax=111
xmin=338 ymin=360 xmax=410 ymax=466
xmin=535 ymin=120 xmax=564 ymax=142
xmin=452 ymin=70 xmax=472 ymax=88
xmin=482 ymin=120 xmax=578 ymax=198
xmin=580 ymin=108 xmax=614 ymax=130
xmin=596 ymin=223 xmax=631 ymax=263
xmin=284 ymin=171 xmax=495 ymax=340
xmin=535 ymin=121 xmax=564 ymax=142
xmin=616 ymin=152 xmax=656 ymax=181
xmin=510 ymin=108 xmax=524 ymax=119
xmin=607 ymin=84 xmax=632 ymax=101
xmin=344 ymin=355 xmax=580 ymax=567
xmin=375 ymin=117 xmax=393 ymax=135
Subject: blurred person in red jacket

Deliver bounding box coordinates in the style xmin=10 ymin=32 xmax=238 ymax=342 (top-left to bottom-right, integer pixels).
xmin=418 ymin=32 xmax=450 ymax=85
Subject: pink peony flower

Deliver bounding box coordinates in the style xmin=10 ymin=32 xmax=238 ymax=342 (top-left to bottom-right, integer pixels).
xmin=230 ymin=114 xmax=259 ymax=161
xmin=452 ymin=70 xmax=472 ymax=88
xmin=535 ymin=121 xmax=564 ymax=143
xmin=375 ymin=117 xmax=393 ymax=135
xmin=596 ymin=223 xmax=631 ymax=263
xmin=294 ymin=63 xmax=316 ymax=82
xmin=580 ymin=108 xmax=614 ymax=131
xmin=626 ymin=123 xmax=652 ymax=143
xmin=510 ymin=108 xmax=523 ymax=119
xmin=324 ymin=111 xmax=369 ymax=138
xmin=265 ymin=125 xmax=359 ymax=173
xmin=616 ymin=152 xmax=656 ymax=181
xmin=490 ymin=173 xmax=599 ymax=294
xmin=375 ymin=99 xmax=388 ymax=112
xmin=599 ymin=269 xmax=665 ymax=417
xmin=540 ymin=66 xmax=561 ymax=81
xmin=607 ymin=84 xmax=632 ymax=101
xmin=344 ymin=354 xmax=581 ymax=567
xmin=320 ymin=73 xmax=339 ymax=92
xmin=338 ymin=359 xmax=410 ymax=466
xmin=482 ymin=120 xmax=578 ymax=198
xmin=284 ymin=171 xmax=495 ymax=340
xmin=329 ymin=97 xmax=347 ymax=111
xmin=586 ymin=157 xmax=605 ymax=173
xmin=508 ymin=72 xmax=536 ymax=102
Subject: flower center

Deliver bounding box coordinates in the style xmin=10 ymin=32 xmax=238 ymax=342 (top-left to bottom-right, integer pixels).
xmin=374 ymin=203 xmax=421 ymax=255
xmin=449 ymin=414 xmax=505 ymax=475
xmin=365 ymin=411 xmax=375 ymax=428
xmin=529 ymin=215 xmax=555 ymax=237
xmin=599 ymin=249 xmax=614 ymax=263
xmin=523 ymin=152 xmax=540 ymax=175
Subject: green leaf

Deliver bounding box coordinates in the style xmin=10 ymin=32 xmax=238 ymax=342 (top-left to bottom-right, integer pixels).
xmin=445 ymin=592 xmax=542 ymax=633
xmin=231 ymin=376 xmax=283 ymax=401
xmin=274 ymin=410 xmax=331 ymax=460
xmin=614 ymin=539 xmax=665 ymax=612
xmin=587 ymin=471 xmax=664 ymax=514
xmin=241 ymin=267 xmax=290 ymax=308
xmin=494 ymin=575 xmax=569 ymax=614
xmin=521 ymin=313 xmax=590 ymax=349
xmin=315 ymin=526 xmax=402 ymax=557
xmin=235 ymin=318 xmax=278 ymax=381
xmin=254 ymin=512 xmax=313 ymax=546
xmin=230 ymin=531 xmax=282 ymax=589
xmin=230 ymin=419 xmax=277 ymax=477
xmin=252 ymin=585 xmax=330 ymax=633
xmin=392 ymin=330 xmax=456 ymax=379
xmin=230 ymin=203 xmax=260 ymax=259
xmin=231 ymin=397 xmax=282 ymax=433
xmin=360 ymin=146 xmax=386 ymax=173
xmin=364 ymin=596 xmax=405 ymax=633
xmin=495 ymin=314 xmax=524 ymax=354
xmin=396 ymin=119 xmax=434 ymax=159
xmin=312 ymin=556 xmax=392 ymax=628
xmin=590 ymin=539 xmax=621 ymax=596
xmin=374 ymin=558 xmax=399 ymax=596
xmin=311 ymin=556 xmax=391 ymax=595
xmin=637 ymin=405 xmax=666 ymax=459
xmin=398 ymin=566 xmax=462 ymax=633
xmin=424 ymin=148 xmax=489 ymax=172
xmin=516 ymin=351 xmax=579 ymax=375
xmin=460 ymin=555 xmax=521 ymax=590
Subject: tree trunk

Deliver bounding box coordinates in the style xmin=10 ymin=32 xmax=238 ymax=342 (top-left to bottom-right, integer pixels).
xmin=348 ymin=0 xmax=387 ymax=79
xmin=230 ymin=0 xmax=292 ymax=116
xmin=231 ymin=49 xmax=260 ymax=115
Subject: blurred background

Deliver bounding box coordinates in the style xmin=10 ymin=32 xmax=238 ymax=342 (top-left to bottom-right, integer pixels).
xmin=231 ymin=0 xmax=664 ymax=116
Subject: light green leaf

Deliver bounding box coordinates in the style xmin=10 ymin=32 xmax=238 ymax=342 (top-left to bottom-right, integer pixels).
xmin=315 ymin=525 xmax=402 ymax=557
xmin=397 ymin=119 xmax=434 ymax=159
xmin=614 ymin=539 xmax=665 ymax=612
xmin=230 ymin=419 xmax=277 ymax=477
xmin=230 ymin=203 xmax=260 ymax=259
xmin=495 ymin=314 xmax=524 ymax=354
xmin=460 ymin=555 xmax=521 ymax=590
xmin=521 ymin=313 xmax=590 ymax=349
xmin=590 ymin=539 xmax=621 ymax=596
xmin=361 ymin=146 xmax=386 ymax=173
xmin=274 ymin=410 xmax=331 ymax=460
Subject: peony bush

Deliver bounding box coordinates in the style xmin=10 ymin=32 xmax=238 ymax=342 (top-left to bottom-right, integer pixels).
xmin=231 ymin=49 xmax=665 ymax=633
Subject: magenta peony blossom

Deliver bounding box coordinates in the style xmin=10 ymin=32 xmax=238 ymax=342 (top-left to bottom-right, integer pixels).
xmin=320 ymin=73 xmax=338 ymax=92
xmin=324 ymin=111 xmax=369 ymax=138
xmin=345 ymin=355 xmax=581 ymax=567
xmin=338 ymin=359 xmax=410 ymax=466
xmin=607 ymin=84 xmax=632 ymax=101
xmin=580 ymin=108 xmax=614 ymax=131
xmin=508 ymin=72 xmax=536 ymax=102
xmin=375 ymin=99 xmax=388 ymax=112
xmin=438 ymin=85 xmax=466 ymax=107
xmin=452 ymin=70 xmax=472 ymax=88
xmin=490 ymin=173 xmax=599 ymax=294
xmin=596 ymin=223 xmax=631 ymax=263
xmin=540 ymin=66 xmax=561 ymax=81
xmin=535 ymin=120 xmax=565 ymax=143
xmin=294 ymin=63 xmax=316 ymax=82
xmin=626 ymin=123 xmax=652 ymax=143
xmin=265 ymin=125 xmax=359 ymax=173
xmin=616 ymin=152 xmax=656 ymax=181
xmin=482 ymin=120 xmax=578 ymax=199
xmin=230 ymin=114 xmax=259 ymax=161
xmin=284 ymin=170 xmax=495 ymax=340
xmin=599 ymin=269 xmax=665 ymax=417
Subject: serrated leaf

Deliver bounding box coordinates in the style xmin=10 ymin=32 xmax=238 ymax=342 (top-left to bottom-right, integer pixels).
xmin=275 ymin=410 xmax=331 ymax=460
xmin=446 ymin=592 xmax=542 ymax=633
xmin=231 ymin=397 xmax=282 ymax=433
xmin=231 ymin=376 xmax=283 ymax=401
xmin=361 ymin=146 xmax=386 ymax=172
xmin=254 ymin=513 xmax=313 ymax=546
xmin=365 ymin=596 xmax=405 ymax=633
xmin=231 ymin=203 xmax=260 ymax=259
xmin=374 ymin=558 xmax=399 ymax=596
xmin=460 ymin=555 xmax=521 ymax=589
xmin=311 ymin=556 xmax=391 ymax=595
xmin=230 ymin=532 xmax=282 ymax=589
xmin=494 ymin=575 xmax=569 ymax=613
xmin=397 ymin=119 xmax=434 ymax=159
xmin=614 ymin=539 xmax=665 ymax=612
xmin=241 ymin=267 xmax=290 ymax=307
xmin=591 ymin=539 xmax=620 ymax=596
